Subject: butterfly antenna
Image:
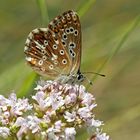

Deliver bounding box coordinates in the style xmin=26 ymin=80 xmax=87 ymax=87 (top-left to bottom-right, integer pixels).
xmin=84 ymin=76 xmax=93 ymax=85
xmin=83 ymin=72 xmax=106 ymax=77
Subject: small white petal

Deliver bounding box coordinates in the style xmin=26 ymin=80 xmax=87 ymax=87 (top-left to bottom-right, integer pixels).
xmin=0 ymin=127 xmax=10 ymax=138
xmin=78 ymin=107 xmax=92 ymax=119
xmin=96 ymin=132 xmax=109 ymax=140
xmin=64 ymin=111 xmax=76 ymax=122
xmin=65 ymin=127 xmax=76 ymax=140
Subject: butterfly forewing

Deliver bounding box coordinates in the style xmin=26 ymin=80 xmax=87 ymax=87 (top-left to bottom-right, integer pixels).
xmin=24 ymin=10 xmax=81 ymax=79
xmin=62 ymin=10 xmax=81 ymax=74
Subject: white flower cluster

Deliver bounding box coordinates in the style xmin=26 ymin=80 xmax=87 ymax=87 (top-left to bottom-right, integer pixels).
xmin=0 ymin=80 xmax=109 ymax=140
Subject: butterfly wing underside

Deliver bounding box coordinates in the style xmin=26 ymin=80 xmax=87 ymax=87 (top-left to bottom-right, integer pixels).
xmin=24 ymin=10 xmax=81 ymax=78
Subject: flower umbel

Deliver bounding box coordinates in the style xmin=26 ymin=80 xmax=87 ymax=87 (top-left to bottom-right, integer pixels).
xmin=0 ymin=80 xmax=109 ymax=140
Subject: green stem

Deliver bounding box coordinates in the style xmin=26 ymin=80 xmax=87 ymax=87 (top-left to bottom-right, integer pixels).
xmin=77 ymin=0 xmax=96 ymax=18
xmin=36 ymin=0 xmax=49 ymax=25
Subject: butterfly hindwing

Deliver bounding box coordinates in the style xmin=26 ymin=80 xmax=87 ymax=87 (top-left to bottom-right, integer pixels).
xmin=24 ymin=10 xmax=81 ymax=79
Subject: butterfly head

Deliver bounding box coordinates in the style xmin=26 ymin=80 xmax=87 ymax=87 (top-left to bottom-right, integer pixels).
xmin=77 ymin=70 xmax=85 ymax=83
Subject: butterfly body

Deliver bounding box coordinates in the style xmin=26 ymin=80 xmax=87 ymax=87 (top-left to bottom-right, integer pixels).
xmin=24 ymin=10 xmax=84 ymax=84
xmin=56 ymin=70 xmax=85 ymax=84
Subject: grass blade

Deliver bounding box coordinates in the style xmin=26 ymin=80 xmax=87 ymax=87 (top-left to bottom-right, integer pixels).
xmin=87 ymin=15 xmax=140 ymax=88
xmin=36 ymin=0 xmax=49 ymax=25
xmin=77 ymin=0 xmax=96 ymax=17
xmin=18 ymin=72 xmax=37 ymax=97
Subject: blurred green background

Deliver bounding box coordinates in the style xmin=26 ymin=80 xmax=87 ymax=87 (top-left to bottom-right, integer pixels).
xmin=0 ymin=0 xmax=140 ymax=140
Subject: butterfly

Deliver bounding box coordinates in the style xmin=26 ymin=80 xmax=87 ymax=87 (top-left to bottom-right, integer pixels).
xmin=24 ymin=10 xmax=85 ymax=84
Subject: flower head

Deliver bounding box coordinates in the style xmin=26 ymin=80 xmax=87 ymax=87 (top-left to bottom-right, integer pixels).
xmin=0 ymin=80 xmax=109 ymax=140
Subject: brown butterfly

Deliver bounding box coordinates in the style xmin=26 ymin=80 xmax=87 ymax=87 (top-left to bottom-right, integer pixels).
xmin=24 ymin=10 xmax=104 ymax=84
xmin=24 ymin=10 xmax=85 ymax=84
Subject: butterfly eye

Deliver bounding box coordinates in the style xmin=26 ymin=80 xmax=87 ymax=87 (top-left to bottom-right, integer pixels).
xmin=69 ymin=48 xmax=76 ymax=58
xmin=69 ymin=42 xmax=76 ymax=48
xmin=65 ymin=28 xmax=70 ymax=34
xmin=41 ymin=50 xmax=46 ymax=54
xmin=69 ymin=49 xmax=73 ymax=54
xmin=62 ymin=33 xmax=67 ymax=40
xmin=44 ymin=40 xmax=48 ymax=46
xmin=60 ymin=50 xmax=65 ymax=55
xmin=53 ymin=44 xmax=58 ymax=49
xmin=38 ymin=60 xmax=43 ymax=65
xmin=74 ymin=30 xmax=78 ymax=36
xmin=49 ymin=64 xmax=54 ymax=69
xmin=66 ymin=14 xmax=71 ymax=20
xmin=72 ymin=14 xmax=77 ymax=21
xmin=61 ymin=40 xmax=66 ymax=46
xmin=72 ymin=52 xmax=76 ymax=57
xmin=62 ymin=59 xmax=67 ymax=64
xmin=70 ymin=27 xmax=74 ymax=33
xmin=42 ymin=56 xmax=47 ymax=60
